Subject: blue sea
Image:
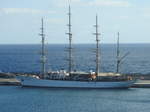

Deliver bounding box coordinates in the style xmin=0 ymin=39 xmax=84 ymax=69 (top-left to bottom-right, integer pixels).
xmin=0 ymin=44 xmax=150 ymax=74
xmin=0 ymin=44 xmax=150 ymax=112
xmin=0 ymin=86 xmax=150 ymax=112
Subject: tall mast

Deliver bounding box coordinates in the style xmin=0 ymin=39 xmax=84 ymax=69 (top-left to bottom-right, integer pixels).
xmin=40 ymin=18 xmax=46 ymax=78
xmin=116 ymin=32 xmax=130 ymax=73
xmin=94 ymin=15 xmax=100 ymax=76
xmin=116 ymin=32 xmax=120 ymax=73
xmin=66 ymin=5 xmax=73 ymax=75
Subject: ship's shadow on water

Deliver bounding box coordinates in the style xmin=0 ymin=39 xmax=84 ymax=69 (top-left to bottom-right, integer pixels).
xmin=18 ymin=86 xmax=134 ymax=91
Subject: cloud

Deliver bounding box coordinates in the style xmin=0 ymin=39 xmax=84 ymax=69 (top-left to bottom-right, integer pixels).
xmin=46 ymin=18 xmax=63 ymax=24
xmin=0 ymin=8 xmax=55 ymax=14
xmin=55 ymin=0 xmax=83 ymax=7
xmin=119 ymin=15 xmax=129 ymax=20
xmin=88 ymin=0 xmax=131 ymax=7
xmin=69 ymin=0 xmax=81 ymax=3
xmin=140 ymin=8 xmax=150 ymax=18
xmin=55 ymin=0 xmax=131 ymax=8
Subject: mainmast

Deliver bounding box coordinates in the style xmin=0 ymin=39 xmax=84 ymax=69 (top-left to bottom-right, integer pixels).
xmin=93 ymin=15 xmax=100 ymax=76
xmin=40 ymin=18 xmax=46 ymax=78
xmin=116 ymin=32 xmax=120 ymax=73
xmin=66 ymin=5 xmax=73 ymax=75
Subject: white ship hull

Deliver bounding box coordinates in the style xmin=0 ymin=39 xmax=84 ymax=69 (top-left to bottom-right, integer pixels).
xmin=16 ymin=76 xmax=135 ymax=89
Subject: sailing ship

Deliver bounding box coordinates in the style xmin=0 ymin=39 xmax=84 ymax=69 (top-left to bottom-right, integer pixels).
xmin=16 ymin=6 xmax=135 ymax=89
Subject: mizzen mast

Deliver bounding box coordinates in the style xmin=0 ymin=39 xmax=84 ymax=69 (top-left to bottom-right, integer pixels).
xmin=40 ymin=18 xmax=46 ymax=78
xmin=116 ymin=32 xmax=120 ymax=73
xmin=93 ymin=15 xmax=100 ymax=76
xmin=66 ymin=5 xmax=73 ymax=75
xmin=116 ymin=32 xmax=130 ymax=73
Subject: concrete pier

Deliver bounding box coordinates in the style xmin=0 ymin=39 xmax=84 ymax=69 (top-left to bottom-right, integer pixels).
xmin=0 ymin=78 xmax=20 ymax=85
xmin=132 ymin=80 xmax=150 ymax=88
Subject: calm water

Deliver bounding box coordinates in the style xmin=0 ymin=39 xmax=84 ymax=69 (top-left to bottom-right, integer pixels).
xmin=0 ymin=44 xmax=150 ymax=74
xmin=0 ymin=44 xmax=150 ymax=112
xmin=0 ymin=86 xmax=150 ymax=112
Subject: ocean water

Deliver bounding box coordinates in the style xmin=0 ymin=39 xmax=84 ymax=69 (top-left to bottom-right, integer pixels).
xmin=0 ymin=86 xmax=150 ymax=112
xmin=0 ymin=44 xmax=150 ymax=74
xmin=0 ymin=44 xmax=150 ymax=112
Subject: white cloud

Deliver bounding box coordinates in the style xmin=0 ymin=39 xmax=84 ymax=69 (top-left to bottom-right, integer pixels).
xmin=70 ymin=0 xmax=81 ymax=3
xmin=0 ymin=8 xmax=55 ymax=14
xmin=119 ymin=15 xmax=129 ymax=20
xmin=46 ymin=18 xmax=63 ymax=24
xmin=140 ymin=8 xmax=150 ymax=18
xmin=88 ymin=0 xmax=131 ymax=7
xmin=55 ymin=0 xmax=83 ymax=7
xmin=55 ymin=0 xmax=131 ymax=8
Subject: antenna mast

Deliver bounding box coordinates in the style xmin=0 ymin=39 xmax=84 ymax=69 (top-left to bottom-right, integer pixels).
xmin=40 ymin=18 xmax=46 ymax=78
xmin=93 ymin=15 xmax=100 ymax=76
xmin=66 ymin=5 xmax=73 ymax=75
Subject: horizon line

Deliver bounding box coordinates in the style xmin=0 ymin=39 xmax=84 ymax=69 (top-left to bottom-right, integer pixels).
xmin=0 ymin=43 xmax=150 ymax=45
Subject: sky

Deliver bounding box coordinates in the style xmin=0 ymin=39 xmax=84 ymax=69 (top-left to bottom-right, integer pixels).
xmin=0 ymin=0 xmax=150 ymax=44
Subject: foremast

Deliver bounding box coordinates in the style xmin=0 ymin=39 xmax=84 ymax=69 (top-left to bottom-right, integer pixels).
xmin=66 ymin=5 xmax=73 ymax=75
xmin=40 ymin=18 xmax=47 ymax=78
xmin=93 ymin=15 xmax=100 ymax=76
